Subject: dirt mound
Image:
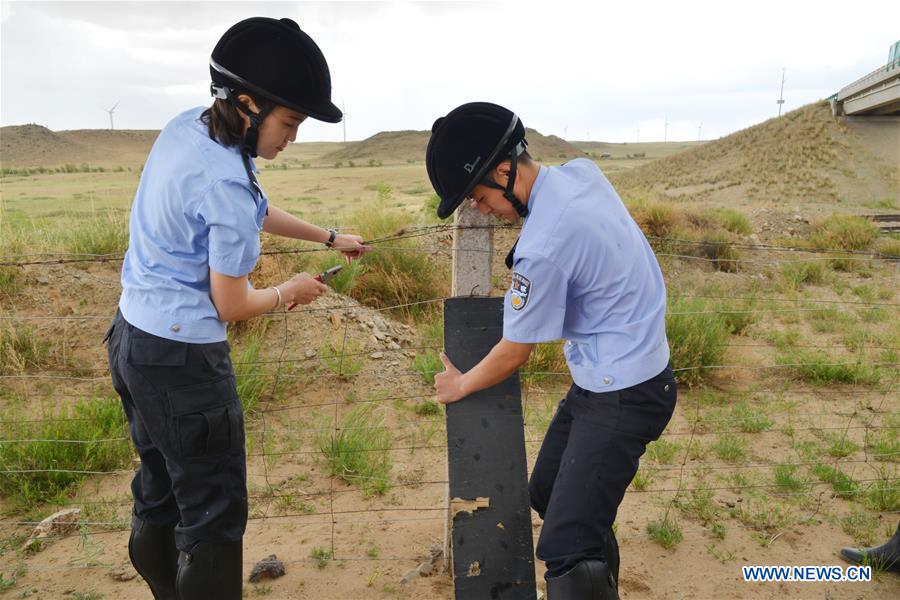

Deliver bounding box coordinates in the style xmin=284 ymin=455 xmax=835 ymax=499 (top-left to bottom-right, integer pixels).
xmin=610 ymin=101 xmax=899 ymax=207
xmin=320 ymin=128 xmax=586 ymax=165
xmin=1 ymin=125 xmax=158 ymax=168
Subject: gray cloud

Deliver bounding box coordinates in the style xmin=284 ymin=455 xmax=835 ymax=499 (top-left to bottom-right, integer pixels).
xmin=2 ymin=0 xmax=897 ymax=142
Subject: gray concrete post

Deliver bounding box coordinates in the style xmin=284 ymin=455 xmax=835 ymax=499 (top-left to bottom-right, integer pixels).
xmin=451 ymin=202 xmax=493 ymax=296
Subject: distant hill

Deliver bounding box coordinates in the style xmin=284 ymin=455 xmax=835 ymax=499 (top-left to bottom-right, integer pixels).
xmin=609 ymin=101 xmax=899 ymax=206
xmin=319 ymin=127 xmax=587 ymax=165
xmin=573 ymin=140 xmax=706 ymax=160
xmin=1 ymin=124 xmax=158 ymax=167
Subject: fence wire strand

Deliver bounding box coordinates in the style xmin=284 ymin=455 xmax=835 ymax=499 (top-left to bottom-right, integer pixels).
xmin=1 ymin=219 xmax=898 ymax=581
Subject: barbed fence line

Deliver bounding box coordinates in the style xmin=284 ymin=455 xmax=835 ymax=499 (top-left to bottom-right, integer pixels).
xmin=1 ymin=222 xmax=897 ymax=578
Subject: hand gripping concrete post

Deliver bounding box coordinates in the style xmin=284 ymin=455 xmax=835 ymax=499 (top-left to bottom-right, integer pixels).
xmin=443 ymin=203 xmax=536 ymax=599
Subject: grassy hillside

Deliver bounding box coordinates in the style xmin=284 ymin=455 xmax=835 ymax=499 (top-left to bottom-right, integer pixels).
xmin=319 ymin=127 xmax=587 ymax=165
xmin=610 ymin=101 xmax=899 ymax=209
xmin=1 ymin=125 xmax=158 ymax=168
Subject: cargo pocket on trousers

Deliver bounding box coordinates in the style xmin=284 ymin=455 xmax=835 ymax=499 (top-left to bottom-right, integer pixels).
xmin=168 ymin=376 xmax=240 ymax=458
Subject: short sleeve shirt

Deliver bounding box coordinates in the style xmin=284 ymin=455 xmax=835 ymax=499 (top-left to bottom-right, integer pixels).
xmin=119 ymin=107 xmax=267 ymax=342
xmin=503 ymin=159 xmax=670 ymax=392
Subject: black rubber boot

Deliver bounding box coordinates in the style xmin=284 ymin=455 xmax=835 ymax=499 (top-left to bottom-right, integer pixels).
xmin=602 ymin=527 xmax=620 ymax=588
xmin=175 ymin=540 xmax=243 ymax=600
xmin=839 ymin=522 xmax=900 ymax=573
xmin=128 ymin=515 xmax=179 ymax=600
xmin=546 ymin=560 xmax=620 ymax=600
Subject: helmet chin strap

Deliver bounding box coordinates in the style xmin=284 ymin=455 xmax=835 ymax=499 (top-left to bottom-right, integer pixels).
xmin=211 ymin=83 xmax=274 ymax=189
xmin=210 ymin=84 xmax=274 ymax=159
xmin=479 ymin=141 xmax=529 ymax=218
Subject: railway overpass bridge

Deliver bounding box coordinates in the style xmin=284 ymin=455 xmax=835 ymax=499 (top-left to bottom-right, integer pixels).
xmin=832 ymin=41 xmax=900 ymax=116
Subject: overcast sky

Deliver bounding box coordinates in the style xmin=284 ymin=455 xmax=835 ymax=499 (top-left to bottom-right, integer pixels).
xmin=1 ymin=0 xmax=897 ymax=142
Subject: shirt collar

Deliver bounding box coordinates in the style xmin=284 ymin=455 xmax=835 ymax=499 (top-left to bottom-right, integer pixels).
xmin=524 ymin=165 xmax=549 ymax=221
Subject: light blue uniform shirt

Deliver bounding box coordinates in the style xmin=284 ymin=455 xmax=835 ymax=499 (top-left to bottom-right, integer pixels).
xmin=503 ymin=158 xmax=670 ymax=392
xmin=119 ymin=107 xmax=267 ymax=343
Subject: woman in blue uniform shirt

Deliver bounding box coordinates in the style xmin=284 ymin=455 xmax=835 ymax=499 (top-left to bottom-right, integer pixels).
xmin=427 ymin=102 xmax=677 ymax=600
xmin=104 ymin=17 xmax=368 ymax=600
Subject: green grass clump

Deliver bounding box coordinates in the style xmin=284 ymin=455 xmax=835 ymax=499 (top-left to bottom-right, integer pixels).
xmin=304 ymin=255 xmax=365 ymax=296
xmin=875 ymin=236 xmax=900 ymax=259
xmin=423 ymin=194 xmax=441 ymax=223
xmin=779 ymin=260 xmax=827 ymax=291
xmin=720 ymin=300 xmax=758 ymax=336
xmin=631 ymin=468 xmax=653 ymax=491
xmin=233 ymin=334 xmax=267 ymax=414
xmin=316 ymin=405 xmax=393 ymax=496
xmin=730 ymin=495 xmax=793 ymax=531
xmin=647 ymin=513 xmax=683 ymax=549
xmin=710 ymin=433 xmax=748 ymax=463
xmin=840 ymin=510 xmax=881 ymax=547
xmin=862 ymin=471 xmax=899 ymax=511
xmin=636 ymin=202 xmax=682 ymax=239
xmin=715 ymin=209 xmax=752 ymax=235
xmin=866 ymin=415 xmax=899 ymax=462
xmin=0 ymin=267 xmax=23 ymax=297
xmin=63 ymin=213 xmax=129 ymax=256
xmin=320 ymin=336 xmax=364 ymax=381
xmin=0 ymin=324 xmax=53 ymax=375
xmin=310 ymin=547 xmax=333 ymax=569
xmin=0 ymin=396 xmax=132 ymax=509
xmin=413 ymin=400 xmax=442 ymax=417
xmin=773 ymin=464 xmax=808 ymax=492
xmin=694 ymin=232 xmax=740 ymax=272
xmin=344 ymin=189 xmax=447 ymax=321
xmin=806 ymin=307 xmax=856 ymax=334
xmin=728 ymin=402 xmax=773 ymax=433
xmin=673 ymin=486 xmax=721 ymax=526
xmin=646 ymin=439 xmax=681 ymax=464
xmin=777 ymin=349 xmax=881 ymax=385
xmin=412 ymin=318 xmax=444 ymax=385
xmin=666 ymin=297 xmax=730 ymax=386
xmin=811 ymin=464 xmax=859 ymax=499
xmin=809 ymin=215 xmax=878 ymax=251
xmin=851 ymin=283 xmax=894 ymax=303
xmin=825 ymin=432 xmax=861 ymax=458
xmin=412 ymin=352 xmax=442 ymax=386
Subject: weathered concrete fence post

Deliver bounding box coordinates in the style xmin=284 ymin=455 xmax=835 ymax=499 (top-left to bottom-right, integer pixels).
xmin=443 ymin=203 xmax=536 ymax=599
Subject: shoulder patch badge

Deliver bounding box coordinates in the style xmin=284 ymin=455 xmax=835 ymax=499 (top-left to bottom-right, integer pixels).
xmin=510 ymin=272 xmax=531 ymax=311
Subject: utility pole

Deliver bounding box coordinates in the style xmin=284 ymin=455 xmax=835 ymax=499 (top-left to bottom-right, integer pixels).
xmin=664 ymin=117 xmax=668 ymax=143
xmin=637 ymin=126 xmax=640 ymax=143
xmin=777 ymin=68 xmax=786 ymax=117
xmin=563 ymin=126 xmax=567 ymax=140
xmin=698 ymin=122 xmax=702 ymax=141
xmin=341 ymin=99 xmax=347 ymax=143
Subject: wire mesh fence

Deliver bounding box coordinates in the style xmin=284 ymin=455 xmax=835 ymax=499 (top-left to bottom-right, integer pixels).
xmin=0 ymin=223 xmax=898 ymax=592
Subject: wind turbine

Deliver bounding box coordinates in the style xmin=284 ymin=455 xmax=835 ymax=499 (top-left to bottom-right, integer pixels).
xmin=105 ymin=101 xmax=119 ymax=130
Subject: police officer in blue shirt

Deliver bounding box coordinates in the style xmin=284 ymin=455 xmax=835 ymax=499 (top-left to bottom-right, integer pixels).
xmin=104 ymin=18 xmax=368 ymax=600
xmin=428 ymin=102 xmax=677 ymax=600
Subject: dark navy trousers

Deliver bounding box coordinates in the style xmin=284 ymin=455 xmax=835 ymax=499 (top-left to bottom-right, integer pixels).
xmin=529 ymin=365 xmax=677 ymax=579
xmin=105 ymin=310 xmax=247 ymax=552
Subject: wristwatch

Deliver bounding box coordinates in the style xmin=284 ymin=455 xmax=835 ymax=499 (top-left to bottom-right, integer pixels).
xmin=325 ymin=228 xmax=337 ymax=248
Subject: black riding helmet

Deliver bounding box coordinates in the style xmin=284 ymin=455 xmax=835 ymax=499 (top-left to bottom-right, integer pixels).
xmin=426 ymin=102 xmax=528 ymax=220
xmin=210 ymin=17 xmax=342 ymax=158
